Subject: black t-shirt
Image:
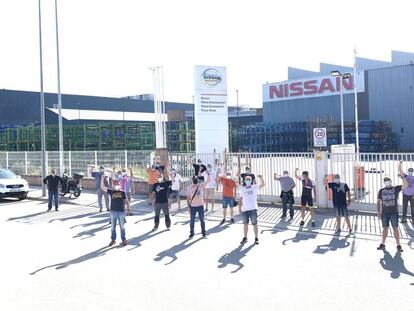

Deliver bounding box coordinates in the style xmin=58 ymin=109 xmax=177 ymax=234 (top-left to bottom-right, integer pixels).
xmin=301 ymin=178 xmax=315 ymax=197
xmin=107 ymin=189 xmax=126 ymax=212
xmin=43 ymin=175 xmax=62 ymax=192
xmin=153 ymin=181 xmax=172 ymax=204
xmin=193 ymin=164 xmax=207 ymax=176
xmin=378 ymin=186 xmax=402 ymax=214
xmin=240 ymin=173 xmax=256 ymax=186
xmin=328 ymin=182 xmax=350 ymax=206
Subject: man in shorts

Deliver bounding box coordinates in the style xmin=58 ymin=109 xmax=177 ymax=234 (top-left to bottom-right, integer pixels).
xmin=326 ymin=174 xmax=352 ymax=234
xmin=169 ymin=168 xmax=182 ymax=209
xmin=377 ymin=177 xmax=403 ymax=252
xmin=295 ymin=168 xmax=317 ymax=227
xmin=239 ymin=175 xmax=265 ymax=245
xmin=203 ymin=164 xmax=216 ymax=212
xmin=220 ymin=171 xmax=238 ymax=224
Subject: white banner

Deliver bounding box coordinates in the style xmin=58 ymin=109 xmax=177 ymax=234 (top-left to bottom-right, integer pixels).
xmin=263 ymin=70 xmax=365 ymax=102
xmin=194 ymin=65 xmax=229 ymax=154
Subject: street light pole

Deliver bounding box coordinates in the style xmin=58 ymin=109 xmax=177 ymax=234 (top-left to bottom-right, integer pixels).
xmin=38 ymin=0 xmax=46 ymax=197
xmin=339 ymin=74 xmax=345 ymax=145
xmin=353 ymin=48 xmax=360 ymax=154
xmin=54 ymin=0 xmax=64 ymax=175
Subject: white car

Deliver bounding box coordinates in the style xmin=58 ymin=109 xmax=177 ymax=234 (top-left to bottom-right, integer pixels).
xmin=0 ymin=169 xmax=29 ymax=200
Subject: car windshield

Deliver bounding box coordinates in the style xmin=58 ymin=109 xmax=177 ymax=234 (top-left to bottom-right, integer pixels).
xmin=0 ymin=169 xmax=17 ymax=179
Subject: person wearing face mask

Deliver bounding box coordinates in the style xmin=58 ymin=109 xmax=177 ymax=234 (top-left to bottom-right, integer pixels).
xmin=43 ymin=169 xmax=62 ymax=212
xmin=152 ymin=175 xmax=172 ymax=230
xmin=193 ymin=159 xmax=207 ymax=182
xmin=101 ymin=177 xmax=127 ymax=247
xmin=169 ymin=168 xmax=182 ymax=209
xmin=202 ymin=164 xmax=217 ymax=212
xmin=239 ymin=175 xmax=265 ymax=245
xmin=186 ymin=174 xmax=211 ymax=238
xmin=274 ymin=171 xmax=296 ymax=220
xmin=295 ymin=168 xmax=317 ymax=227
xmin=377 ymin=177 xmax=403 ymax=252
xmin=220 ymin=172 xmax=238 ymax=224
xmin=91 ymin=166 xmax=111 ymax=212
xmin=238 ymin=166 xmax=256 ymax=186
xmin=398 ymin=161 xmax=414 ymax=224
xmin=326 ymin=174 xmax=352 ymax=234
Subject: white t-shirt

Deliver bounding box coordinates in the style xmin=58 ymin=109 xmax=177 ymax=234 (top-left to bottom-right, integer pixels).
xmin=240 ymin=185 xmax=259 ymax=211
xmin=171 ymin=173 xmax=182 ymax=191
xmin=203 ymin=170 xmax=216 ymax=189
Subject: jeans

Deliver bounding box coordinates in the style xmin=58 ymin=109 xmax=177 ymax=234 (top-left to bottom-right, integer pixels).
xmin=110 ymin=211 xmax=126 ymax=241
xmin=48 ymin=191 xmax=59 ymax=210
xmin=281 ymin=192 xmax=294 ymax=218
xmin=97 ymin=189 xmax=109 ymax=210
xmin=402 ymin=194 xmax=414 ymax=219
xmin=223 ymin=197 xmax=235 ymax=209
xmin=154 ymin=203 xmax=171 ymax=228
xmin=190 ymin=205 xmax=206 ymax=235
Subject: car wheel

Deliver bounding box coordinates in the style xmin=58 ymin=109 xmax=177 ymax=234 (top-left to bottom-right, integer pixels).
xmin=19 ymin=193 xmax=27 ymax=201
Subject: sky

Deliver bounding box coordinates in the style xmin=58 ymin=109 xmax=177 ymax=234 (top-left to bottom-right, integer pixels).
xmin=1 ymin=0 xmax=414 ymax=108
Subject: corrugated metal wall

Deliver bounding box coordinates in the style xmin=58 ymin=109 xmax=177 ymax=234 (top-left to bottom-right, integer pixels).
xmin=368 ymin=65 xmax=414 ymax=150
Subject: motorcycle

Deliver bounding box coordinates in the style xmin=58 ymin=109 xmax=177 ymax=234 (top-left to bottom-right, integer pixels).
xmin=58 ymin=172 xmax=84 ymax=198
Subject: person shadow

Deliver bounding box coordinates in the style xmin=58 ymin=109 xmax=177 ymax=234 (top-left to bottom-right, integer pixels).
xmin=154 ymin=237 xmax=203 ymax=265
xmin=206 ymin=223 xmax=231 ymax=236
xmin=127 ymin=229 xmax=169 ymax=251
xmin=174 ymin=219 xmax=191 ymax=226
xmin=282 ymin=229 xmax=318 ymax=245
xmin=30 ymin=246 xmax=115 ymax=275
xmin=403 ymin=225 xmax=414 ymax=250
xmin=313 ymin=236 xmax=350 ymax=255
xmin=379 ymin=250 xmax=414 ymax=279
xmin=72 ymin=223 xmax=111 ymax=240
xmin=217 ymin=243 xmax=256 ymax=273
xmin=134 ymin=215 xmax=156 ymax=225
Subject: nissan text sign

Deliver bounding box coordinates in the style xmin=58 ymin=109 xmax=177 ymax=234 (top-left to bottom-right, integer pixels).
xmin=263 ymin=70 xmax=365 ymax=102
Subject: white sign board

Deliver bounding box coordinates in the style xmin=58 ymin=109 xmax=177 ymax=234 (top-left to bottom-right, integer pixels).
xmin=331 ymin=144 xmax=356 ymax=161
xmin=313 ymin=128 xmax=327 ymax=147
xmin=263 ymin=70 xmax=365 ymax=102
xmin=194 ymin=65 xmax=229 ymax=154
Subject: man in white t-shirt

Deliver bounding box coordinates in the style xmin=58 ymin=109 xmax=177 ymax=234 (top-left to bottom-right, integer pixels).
xmin=203 ymin=164 xmax=217 ymax=213
xmin=169 ymin=168 xmax=182 ymax=209
xmin=239 ymin=175 xmax=265 ymax=245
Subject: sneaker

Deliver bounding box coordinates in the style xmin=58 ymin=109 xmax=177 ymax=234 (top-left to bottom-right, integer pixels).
xmin=205 ymin=208 xmax=208 ymax=212
xmin=348 ymin=229 xmax=353 ymax=234
xmin=334 ymin=229 xmax=341 ymax=235
xmin=108 ymin=240 xmax=116 ymax=247
xmin=311 ymin=220 xmax=315 ymax=227
xmin=55 ymin=209 xmax=59 ymax=212
xmin=299 ymin=220 xmax=305 ymax=226
xmin=153 ymin=226 xmax=158 ymax=231
xmin=189 ymin=234 xmax=194 ymax=239
xmin=240 ymin=237 xmax=248 ymax=245
xmin=99 ymin=208 xmax=102 ymax=213
xmin=202 ymin=233 xmax=207 ymax=238
xmin=401 ymin=218 xmax=407 ymax=224
xmin=231 ymin=218 xmax=235 ymax=224
xmin=46 ymin=209 xmax=51 ymax=212
xmin=281 ymin=215 xmax=286 ymax=219
xmin=124 ymin=218 xmax=127 ymax=224
xmin=255 ymin=237 xmax=259 ymax=245
xmin=289 ymin=217 xmax=294 ymax=221
xmin=397 ymin=245 xmax=403 ymax=252
xmin=220 ymin=219 xmax=226 ymax=225
xmin=106 ymin=208 xmax=110 ymax=212
xmin=377 ymin=243 xmax=386 ymax=250
xmin=121 ymin=240 xmax=128 ymax=247
xmin=166 ymin=227 xmax=171 ymax=231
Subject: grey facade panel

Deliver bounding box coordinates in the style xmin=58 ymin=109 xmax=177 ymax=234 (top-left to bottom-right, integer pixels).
xmin=368 ymin=65 xmax=414 ymax=150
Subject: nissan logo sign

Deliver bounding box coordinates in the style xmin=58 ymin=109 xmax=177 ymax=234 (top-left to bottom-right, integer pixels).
xmin=201 ymin=69 xmax=222 ymax=87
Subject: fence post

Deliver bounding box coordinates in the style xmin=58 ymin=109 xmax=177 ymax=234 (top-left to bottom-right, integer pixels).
xmin=125 ymin=150 xmax=128 ymax=168
xmin=314 ymin=150 xmax=328 ymax=208
xmin=25 ymin=151 xmax=28 ymax=175
xmin=68 ymin=150 xmax=72 ymax=177
xmin=94 ymin=150 xmax=98 ymax=168
xmin=6 ymin=152 xmax=8 ymax=169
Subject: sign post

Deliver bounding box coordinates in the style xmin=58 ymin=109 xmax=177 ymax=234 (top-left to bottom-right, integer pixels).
xmin=313 ymin=128 xmax=327 ymax=148
xmin=193 ymin=66 xmax=229 ymax=155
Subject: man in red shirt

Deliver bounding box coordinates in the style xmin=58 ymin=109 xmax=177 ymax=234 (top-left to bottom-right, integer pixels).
xmin=220 ymin=171 xmax=238 ymax=225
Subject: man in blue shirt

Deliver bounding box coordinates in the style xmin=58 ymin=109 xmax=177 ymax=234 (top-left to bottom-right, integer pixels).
xmin=92 ymin=166 xmax=111 ymax=212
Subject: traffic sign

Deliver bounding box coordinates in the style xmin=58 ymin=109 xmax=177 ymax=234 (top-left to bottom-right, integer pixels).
xmin=313 ymin=128 xmax=327 ymax=147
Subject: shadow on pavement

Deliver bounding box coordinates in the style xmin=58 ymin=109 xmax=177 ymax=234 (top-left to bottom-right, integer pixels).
xmin=206 ymin=223 xmax=231 ymax=236
xmin=174 ymin=219 xmax=191 ymax=226
xmin=72 ymin=223 xmax=111 ymax=240
xmin=7 ymin=211 xmax=48 ymax=222
xmin=379 ymin=250 xmax=414 ymax=279
xmin=282 ymin=228 xmax=318 ymax=245
xmin=30 ymin=246 xmax=116 ymax=275
xmin=153 ymin=237 xmax=203 ymax=265
xmin=260 ymin=219 xmax=291 ymax=235
xmin=134 ymin=215 xmax=155 ymax=225
xmin=217 ymin=243 xmax=256 ymax=273
xmin=70 ymin=217 xmax=110 ymax=229
xmin=403 ymin=225 xmax=414 ymax=250
xmin=127 ymin=229 xmax=169 ymax=251
xmin=313 ymin=236 xmax=351 ymax=255
xmin=48 ymin=211 xmax=98 ymax=223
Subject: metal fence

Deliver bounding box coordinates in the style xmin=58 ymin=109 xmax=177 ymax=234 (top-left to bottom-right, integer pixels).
xmin=0 ymin=150 xmax=153 ymax=180
xmin=2 ymin=150 xmax=414 ymax=210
